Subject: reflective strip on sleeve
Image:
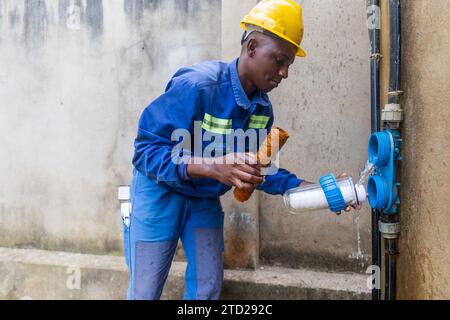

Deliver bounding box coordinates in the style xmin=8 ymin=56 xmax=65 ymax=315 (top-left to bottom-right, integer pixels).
xmin=201 ymin=113 xmax=232 ymax=134
xmin=248 ymin=115 xmax=270 ymax=129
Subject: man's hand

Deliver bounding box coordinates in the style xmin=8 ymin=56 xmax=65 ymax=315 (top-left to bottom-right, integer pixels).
xmin=335 ymin=172 xmax=358 ymax=215
xmin=187 ymin=153 xmax=264 ymax=193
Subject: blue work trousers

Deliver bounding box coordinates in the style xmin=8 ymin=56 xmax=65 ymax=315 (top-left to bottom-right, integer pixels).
xmin=124 ymin=169 xmax=224 ymax=300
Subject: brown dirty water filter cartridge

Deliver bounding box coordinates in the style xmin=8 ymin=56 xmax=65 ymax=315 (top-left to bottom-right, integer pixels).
xmin=233 ymin=126 xmax=290 ymax=202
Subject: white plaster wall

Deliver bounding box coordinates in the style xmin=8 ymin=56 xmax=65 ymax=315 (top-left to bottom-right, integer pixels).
xmin=0 ymin=0 xmax=221 ymax=254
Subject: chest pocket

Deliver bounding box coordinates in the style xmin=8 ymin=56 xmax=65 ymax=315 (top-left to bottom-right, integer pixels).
xmin=248 ymin=115 xmax=270 ymax=129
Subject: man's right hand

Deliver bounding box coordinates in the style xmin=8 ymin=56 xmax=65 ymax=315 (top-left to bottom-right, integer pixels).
xmin=187 ymin=153 xmax=264 ymax=192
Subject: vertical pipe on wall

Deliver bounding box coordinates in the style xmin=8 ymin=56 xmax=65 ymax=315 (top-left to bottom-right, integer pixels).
xmin=384 ymin=236 xmax=398 ymax=299
xmin=368 ymin=0 xmax=382 ymax=301
xmin=384 ymin=0 xmax=402 ymax=300
xmin=388 ymin=0 xmax=401 ymax=105
xmin=369 ymin=0 xmax=381 ymax=133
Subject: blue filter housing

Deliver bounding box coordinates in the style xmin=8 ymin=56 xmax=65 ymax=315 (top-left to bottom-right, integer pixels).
xmin=319 ymin=174 xmax=347 ymax=212
xmin=367 ymin=130 xmax=402 ymax=214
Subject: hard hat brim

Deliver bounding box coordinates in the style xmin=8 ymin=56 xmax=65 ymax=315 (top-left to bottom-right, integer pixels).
xmin=296 ymin=46 xmax=306 ymax=58
xmin=241 ymin=21 xmax=306 ymax=58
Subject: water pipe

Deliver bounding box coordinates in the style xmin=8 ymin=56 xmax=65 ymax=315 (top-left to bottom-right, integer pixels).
xmin=382 ymin=0 xmax=402 ymax=300
xmin=366 ymin=0 xmax=403 ymax=300
xmin=388 ymin=0 xmax=402 ymax=106
xmin=367 ymin=0 xmax=382 ymax=301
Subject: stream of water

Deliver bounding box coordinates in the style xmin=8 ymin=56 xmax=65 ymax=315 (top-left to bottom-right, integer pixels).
xmin=350 ymin=160 xmax=377 ymax=263
xmin=357 ymin=160 xmax=376 ymax=187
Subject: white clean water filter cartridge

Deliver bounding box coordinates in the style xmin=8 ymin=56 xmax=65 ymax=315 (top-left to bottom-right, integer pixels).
xmin=283 ymin=176 xmax=367 ymax=214
xmin=287 ymin=188 xmax=327 ymax=209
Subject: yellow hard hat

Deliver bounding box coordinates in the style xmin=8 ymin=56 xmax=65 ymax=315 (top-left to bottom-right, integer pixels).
xmin=240 ymin=0 xmax=306 ymax=57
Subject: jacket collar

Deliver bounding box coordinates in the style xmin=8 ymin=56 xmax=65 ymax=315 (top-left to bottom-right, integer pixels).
xmin=229 ymin=58 xmax=271 ymax=110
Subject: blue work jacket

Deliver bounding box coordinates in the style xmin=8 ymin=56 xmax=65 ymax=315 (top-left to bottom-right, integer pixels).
xmin=132 ymin=58 xmax=303 ymax=198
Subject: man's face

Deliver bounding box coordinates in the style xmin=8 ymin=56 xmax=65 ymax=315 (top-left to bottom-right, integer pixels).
xmin=248 ymin=35 xmax=297 ymax=92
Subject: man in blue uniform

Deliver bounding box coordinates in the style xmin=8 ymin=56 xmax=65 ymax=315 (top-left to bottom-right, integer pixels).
xmin=124 ymin=0 xmax=351 ymax=300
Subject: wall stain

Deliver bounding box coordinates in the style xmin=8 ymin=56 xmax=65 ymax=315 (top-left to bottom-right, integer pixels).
xmin=143 ymin=0 xmax=160 ymax=11
xmin=0 ymin=2 xmax=3 ymax=41
xmin=9 ymin=7 xmax=20 ymax=29
xmin=21 ymin=0 xmax=103 ymax=44
xmin=177 ymin=0 xmax=201 ymax=16
xmin=58 ymin=0 xmax=72 ymax=29
xmin=85 ymin=0 xmax=103 ymax=37
xmin=173 ymin=0 xmax=202 ymax=28
xmin=58 ymin=0 xmax=103 ymax=37
xmin=0 ymin=1 xmax=2 ymax=21
xmin=124 ymin=0 xmax=144 ymax=23
xmin=24 ymin=0 xmax=47 ymax=47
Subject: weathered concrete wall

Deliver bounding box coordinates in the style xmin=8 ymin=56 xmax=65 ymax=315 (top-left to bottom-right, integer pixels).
xmin=10 ymin=0 xmax=447 ymax=283
xmin=397 ymin=0 xmax=450 ymax=299
xmin=220 ymin=0 xmax=372 ymax=274
xmin=1 ymin=0 xmax=372 ymax=273
xmin=256 ymin=0 xmax=372 ymax=272
xmin=1 ymin=0 xmax=448 ymax=299
xmin=0 ymin=0 xmax=221 ymax=254
xmin=221 ymin=0 xmax=372 ymax=273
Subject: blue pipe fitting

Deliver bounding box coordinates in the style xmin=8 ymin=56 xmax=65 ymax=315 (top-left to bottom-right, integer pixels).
xmin=366 ymin=130 xmax=402 ymax=214
xmin=367 ymin=176 xmax=389 ymax=209
xmin=319 ymin=173 xmax=347 ymax=212
xmin=369 ymin=132 xmax=391 ymax=167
